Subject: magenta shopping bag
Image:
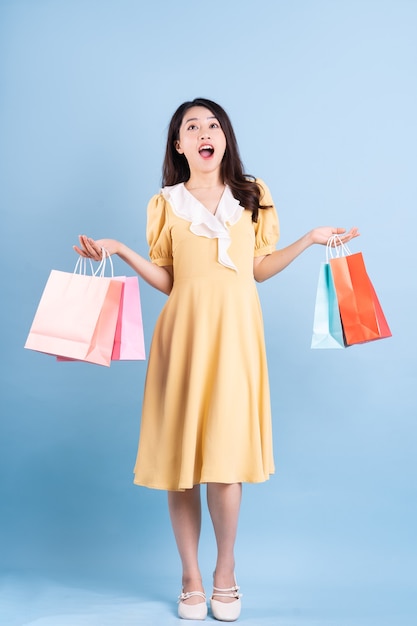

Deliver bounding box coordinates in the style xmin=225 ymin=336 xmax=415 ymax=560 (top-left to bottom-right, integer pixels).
xmin=112 ymin=276 xmax=146 ymax=360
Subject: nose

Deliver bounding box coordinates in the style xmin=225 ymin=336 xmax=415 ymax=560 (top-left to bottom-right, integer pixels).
xmin=199 ymin=126 xmax=210 ymax=140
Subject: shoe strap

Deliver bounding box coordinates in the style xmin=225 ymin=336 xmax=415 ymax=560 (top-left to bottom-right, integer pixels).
xmin=178 ymin=590 xmax=206 ymax=603
xmin=212 ymin=584 xmax=241 ymax=599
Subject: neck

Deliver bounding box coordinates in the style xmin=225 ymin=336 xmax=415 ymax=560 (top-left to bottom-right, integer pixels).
xmin=185 ymin=173 xmax=224 ymax=190
xmin=186 ymin=183 xmax=225 ymax=190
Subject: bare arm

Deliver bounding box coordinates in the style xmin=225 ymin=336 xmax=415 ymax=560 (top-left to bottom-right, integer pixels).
xmin=253 ymin=226 xmax=360 ymax=282
xmin=74 ymin=235 xmax=173 ymax=295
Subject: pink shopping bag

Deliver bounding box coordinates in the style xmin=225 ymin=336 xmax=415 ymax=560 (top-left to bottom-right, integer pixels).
xmin=111 ymin=276 xmax=146 ymax=360
xmin=57 ymin=276 xmax=146 ymax=363
xmin=24 ymin=268 xmax=123 ymax=366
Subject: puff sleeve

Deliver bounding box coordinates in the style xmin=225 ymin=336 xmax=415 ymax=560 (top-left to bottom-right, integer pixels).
xmin=253 ymin=179 xmax=280 ymax=257
xmin=146 ymin=193 xmax=173 ymax=266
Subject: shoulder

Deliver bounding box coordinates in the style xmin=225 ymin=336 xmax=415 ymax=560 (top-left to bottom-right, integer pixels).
xmin=252 ymin=178 xmax=280 ymax=249
xmin=146 ymin=191 xmax=171 ymax=232
xmin=254 ymin=178 xmax=274 ymax=205
xmin=147 ymin=185 xmax=182 ymax=217
xmin=147 ymin=191 xmax=165 ymax=210
xmin=242 ymin=176 xmax=274 ymax=204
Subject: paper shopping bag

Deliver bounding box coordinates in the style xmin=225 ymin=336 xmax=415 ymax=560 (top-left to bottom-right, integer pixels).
xmin=112 ymin=276 xmax=146 ymax=360
xmin=329 ymin=251 xmax=392 ymax=346
xmin=368 ymin=280 xmax=392 ymax=339
xmin=57 ymin=276 xmax=146 ymax=362
xmin=311 ymin=262 xmax=345 ymax=349
xmin=25 ymin=269 xmax=123 ymax=366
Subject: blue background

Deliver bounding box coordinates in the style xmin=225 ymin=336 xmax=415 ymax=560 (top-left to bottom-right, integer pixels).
xmin=1 ymin=1 xmax=416 ymax=624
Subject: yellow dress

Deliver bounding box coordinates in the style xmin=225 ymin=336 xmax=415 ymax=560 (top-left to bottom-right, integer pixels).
xmin=133 ymin=179 xmax=280 ymax=491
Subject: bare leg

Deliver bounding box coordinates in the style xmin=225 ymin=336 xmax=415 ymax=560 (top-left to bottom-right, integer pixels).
xmin=207 ymin=482 xmax=242 ymax=602
xmin=168 ymin=485 xmax=205 ymax=605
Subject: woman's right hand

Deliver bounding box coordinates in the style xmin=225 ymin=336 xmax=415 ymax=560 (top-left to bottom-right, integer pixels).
xmin=74 ymin=234 xmax=173 ymax=295
xmin=73 ymin=235 xmax=121 ymax=261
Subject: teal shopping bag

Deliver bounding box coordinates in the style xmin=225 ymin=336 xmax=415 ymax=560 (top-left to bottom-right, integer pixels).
xmin=311 ymin=262 xmax=345 ymax=349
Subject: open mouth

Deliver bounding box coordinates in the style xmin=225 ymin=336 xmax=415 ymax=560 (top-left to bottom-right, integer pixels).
xmin=199 ymin=144 xmax=214 ymax=159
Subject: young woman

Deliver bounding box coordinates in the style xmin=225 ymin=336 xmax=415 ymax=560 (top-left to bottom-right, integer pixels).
xmin=75 ymin=98 xmax=359 ymax=621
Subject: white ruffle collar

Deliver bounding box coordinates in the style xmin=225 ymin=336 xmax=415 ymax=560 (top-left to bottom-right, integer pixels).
xmin=161 ymin=183 xmax=244 ymax=271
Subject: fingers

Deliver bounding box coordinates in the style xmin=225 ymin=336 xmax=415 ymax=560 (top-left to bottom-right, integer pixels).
xmin=341 ymin=227 xmax=360 ymax=242
xmin=78 ymin=235 xmax=103 ymax=260
xmin=73 ymin=245 xmax=88 ymax=258
xmin=326 ymin=226 xmax=360 ymax=247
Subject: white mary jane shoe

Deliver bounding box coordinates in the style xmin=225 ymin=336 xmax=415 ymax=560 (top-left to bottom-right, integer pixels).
xmin=178 ymin=589 xmax=208 ymax=620
xmin=210 ymin=580 xmax=242 ymax=622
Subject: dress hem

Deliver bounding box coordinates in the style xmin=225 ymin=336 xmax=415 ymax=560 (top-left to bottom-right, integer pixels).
xmin=132 ymin=471 xmax=275 ymax=492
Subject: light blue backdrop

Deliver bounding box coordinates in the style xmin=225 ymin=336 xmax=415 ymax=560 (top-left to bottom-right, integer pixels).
xmin=1 ymin=1 xmax=416 ymax=624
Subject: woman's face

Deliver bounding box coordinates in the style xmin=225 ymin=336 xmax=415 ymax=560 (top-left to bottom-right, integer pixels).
xmin=175 ymin=106 xmax=226 ymax=177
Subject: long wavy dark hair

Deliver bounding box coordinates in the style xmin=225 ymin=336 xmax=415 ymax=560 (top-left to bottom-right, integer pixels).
xmin=162 ymin=98 xmax=270 ymax=222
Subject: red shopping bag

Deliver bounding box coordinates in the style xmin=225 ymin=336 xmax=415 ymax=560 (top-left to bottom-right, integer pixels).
xmin=368 ymin=280 xmax=392 ymax=339
xmin=111 ymin=276 xmax=146 ymax=360
xmin=328 ymin=238 xmax=391 ymax=346
xmin=25 ymin=264 xmax=123 ymax=366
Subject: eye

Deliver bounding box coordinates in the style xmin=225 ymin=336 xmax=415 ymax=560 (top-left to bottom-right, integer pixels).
xmin=187 ymin=124 xmax=198 ymax=131
xmin=210 ymin=122 xmax=220 ymax=129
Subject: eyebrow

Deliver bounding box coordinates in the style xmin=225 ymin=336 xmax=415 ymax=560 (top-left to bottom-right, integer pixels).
xmin=184 ymin=116 xmax=218 ymax=124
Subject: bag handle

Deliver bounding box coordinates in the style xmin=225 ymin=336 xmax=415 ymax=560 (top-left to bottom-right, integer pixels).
xmin=73 ymin=248 xmax=113 ymax=277
xmin=94 ymin=247 xmax=114 ymax=277
xmin=74 ymin=256 xmax=94 ymax=275
xmin=326 ymin=234 xmax=352 ymax=262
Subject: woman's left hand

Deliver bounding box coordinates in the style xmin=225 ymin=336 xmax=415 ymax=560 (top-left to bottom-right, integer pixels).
xmin=310 ymin=226 xmax=360 ymax=246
